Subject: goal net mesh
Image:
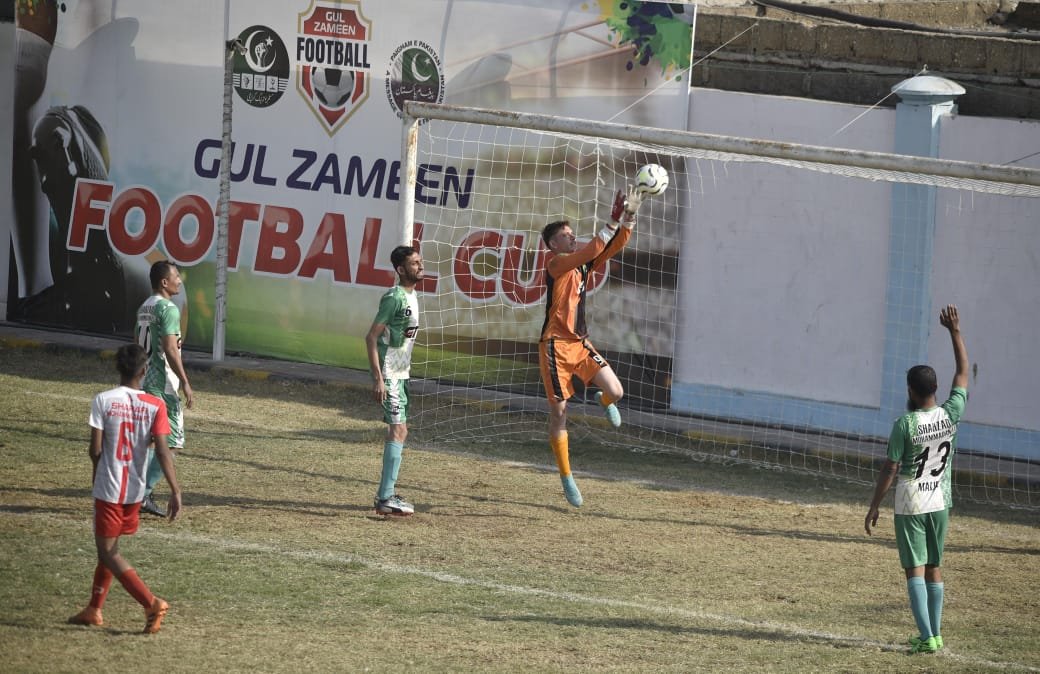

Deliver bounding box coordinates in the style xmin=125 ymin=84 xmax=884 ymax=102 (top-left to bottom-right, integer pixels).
xmin=402 ymin=108 xmax=1039 ymax=510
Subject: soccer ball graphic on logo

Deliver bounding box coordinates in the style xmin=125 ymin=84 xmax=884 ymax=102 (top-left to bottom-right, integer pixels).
xmin=312 ymin=67 xmax=354 ymax=108
xmin=634 ymin=163 xmax=669 ymax=196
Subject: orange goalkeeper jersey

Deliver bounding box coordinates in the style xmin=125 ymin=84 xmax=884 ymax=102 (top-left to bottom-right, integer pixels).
xmin=540 ymin=226 xmax=631 ymax=341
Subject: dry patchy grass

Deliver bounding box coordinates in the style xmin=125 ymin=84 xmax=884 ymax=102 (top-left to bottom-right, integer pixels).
xmin=0 ymin=347 xmax=1037 ymax=673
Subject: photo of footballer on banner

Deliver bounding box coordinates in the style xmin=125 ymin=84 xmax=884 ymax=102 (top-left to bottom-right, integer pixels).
xmin=10 ymin=0 xmax=154 ymax=333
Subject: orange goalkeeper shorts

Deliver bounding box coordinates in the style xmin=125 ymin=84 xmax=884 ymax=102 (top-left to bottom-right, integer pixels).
xmin=539 ymin=338 xmax=608 ymax=404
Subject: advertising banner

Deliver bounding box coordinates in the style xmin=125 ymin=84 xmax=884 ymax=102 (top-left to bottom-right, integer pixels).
xmin=6 ymin=0 xmax=693 ymax=368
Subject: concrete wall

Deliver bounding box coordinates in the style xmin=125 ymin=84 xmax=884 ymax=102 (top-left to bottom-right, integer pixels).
xmin=691 ymin=11 xmax=1040 ymax=119
xmin=933 ymin=114 xmax=1040 ymax=432
xmin=679 ymin=89 xmax=892 ymax=409
xmin=674 ymin=87 xmax=1040 ymax=460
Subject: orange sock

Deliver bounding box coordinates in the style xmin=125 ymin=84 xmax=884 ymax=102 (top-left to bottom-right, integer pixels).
xmin=599 ymin=392 xmax=617 ymax=407
xmin=88 ymin=564 xmax=113 ymax=609
xmin=550 ymin=431 xmax=571 ymax=476
xmin=116 ymin=568 xmax=154 ymax=608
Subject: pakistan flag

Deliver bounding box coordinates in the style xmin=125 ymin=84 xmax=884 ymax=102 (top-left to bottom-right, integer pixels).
xmin=389 ymin=45 xmax=442 ymax=114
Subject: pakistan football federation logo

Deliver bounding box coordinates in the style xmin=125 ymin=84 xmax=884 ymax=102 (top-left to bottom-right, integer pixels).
xmin=385 ymin=41 xmax=444 ymax=119
xmin=296 ymin=0 xmax=372 ymax=135
xmin=232 ymin=25 xmax=290 ymax=108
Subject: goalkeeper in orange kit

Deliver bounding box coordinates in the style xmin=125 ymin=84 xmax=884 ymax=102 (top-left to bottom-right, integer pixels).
xmin=538 ymin=186 xmax=643 ymax=507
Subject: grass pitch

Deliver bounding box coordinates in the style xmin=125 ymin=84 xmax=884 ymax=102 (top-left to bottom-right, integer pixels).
xmin=0 ymin=346 xmax=1037 ymax=673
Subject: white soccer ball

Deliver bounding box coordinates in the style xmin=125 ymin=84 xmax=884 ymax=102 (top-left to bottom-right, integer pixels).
xmin=312 ymin=67 xmax=354 ymax=108
xmin=635 ymin=163 xmax=669 ymax=196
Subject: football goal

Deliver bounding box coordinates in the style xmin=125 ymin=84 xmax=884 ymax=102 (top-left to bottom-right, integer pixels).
xmin=397 ymin=100 xmax=1040 ymax=509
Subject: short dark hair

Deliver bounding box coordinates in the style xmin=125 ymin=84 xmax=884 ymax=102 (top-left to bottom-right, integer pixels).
xmin=907 ymin=365 xmax=938 ymax=398
xmin=541 ymin=220 xmax=570 ymax=248
xmin=115 ymin=343 xmax=147 ymax=380
xmin=149 ymin=260 xmax=177 ymax=290
xmin=390 ymin=245 xmax=418 ymax=271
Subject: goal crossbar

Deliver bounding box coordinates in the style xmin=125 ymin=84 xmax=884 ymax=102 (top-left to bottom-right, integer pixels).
xmin=402 ymin=101 xmax=1040 ymax=193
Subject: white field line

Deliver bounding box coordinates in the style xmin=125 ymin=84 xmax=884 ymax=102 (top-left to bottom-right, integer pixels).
xmin=3 ymin=510 xmax=1035 ymax=672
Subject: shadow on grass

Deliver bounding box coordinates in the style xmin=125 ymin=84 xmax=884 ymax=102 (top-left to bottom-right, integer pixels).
xmin=188 ymin=451 xmax=370 ymax=485
xmin=190 ymin=426 xmax=381 ymax=445
xmin=0 ymin=502 xmax=84 ymax=517
xmin=479 ymin=614 xmax=892 ymax=651
xmin=0 ymin=484 xmax=372 ymax=519
xmin=0 ymin=349 xmax=362 ymax=428
xmin=176 ymin=491 xmax=372 ymax=517
xmin=0 ymin=417 xmax=85 ymax=445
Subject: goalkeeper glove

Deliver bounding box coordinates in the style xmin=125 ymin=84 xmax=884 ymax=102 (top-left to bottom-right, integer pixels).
xmin=610 ymin=186 xmax=644 ymax=229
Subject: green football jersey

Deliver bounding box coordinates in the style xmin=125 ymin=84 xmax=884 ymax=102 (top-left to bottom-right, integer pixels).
xmin=887 ymin=387 xmax=968 ymax=515
xmin=135 ymin=294 xmax=183 ymax=396
xmin=373 ymin=285 xmax=419 ymax=380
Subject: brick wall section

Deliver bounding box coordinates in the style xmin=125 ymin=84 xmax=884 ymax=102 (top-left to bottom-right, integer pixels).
xmin=696 ymin=15 xmax=1039 ymax=79
xmin=692 ymin=12 xmax=1040 ymax=118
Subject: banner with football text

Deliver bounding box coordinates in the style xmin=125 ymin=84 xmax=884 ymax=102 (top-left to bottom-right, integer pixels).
xmin=5 ymin=0 xmax=693 ymax=368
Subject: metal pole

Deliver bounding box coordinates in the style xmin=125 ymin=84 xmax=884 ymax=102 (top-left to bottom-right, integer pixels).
xmin=214 ymin=37 xmax=245 ymax=361
xmin=399 ymin=112 xmax=420 ymax=246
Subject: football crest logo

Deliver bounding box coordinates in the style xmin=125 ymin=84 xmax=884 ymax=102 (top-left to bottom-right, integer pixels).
xmin=296 ymin=0 xmax=372 ymax=135
xmin=385 ymin=41 xmax=444 ymax=119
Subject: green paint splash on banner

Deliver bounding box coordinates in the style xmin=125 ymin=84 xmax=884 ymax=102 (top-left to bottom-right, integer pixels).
xmin=597 ymin=0 xmax=692 ymax=76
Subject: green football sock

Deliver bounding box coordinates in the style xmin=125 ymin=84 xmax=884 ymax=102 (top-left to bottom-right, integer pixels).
xmin=143 ymin=447 xmax=165 ymax=497
xmin=907 ymin=576 xmax=933 ymax=639
xmin=926 ymin=581 xmax=944 ymax=637
xmin=378 ymin=441 xmax=403 ymax=501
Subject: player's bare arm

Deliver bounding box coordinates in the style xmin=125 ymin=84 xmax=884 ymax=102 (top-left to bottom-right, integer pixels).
xmin=89 ymin=427 xmax=103 ymax=483
xmin=865 ymin=458 xmax=899 ymax=535
xmin=940 ymin=305 xmax=969 ymax=390
xmin=365 ymin=321 xmax=387 ymax=402
xmin=161 ymin=333 xmax=193 ymax=409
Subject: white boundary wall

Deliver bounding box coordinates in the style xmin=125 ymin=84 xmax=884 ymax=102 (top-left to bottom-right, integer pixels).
xmin=933 ymin=115 xmax=1040 ymax=431
xmin=677 ymin=87 xmax=1040 ymax=448
xmin=680 ymin=89 xmax=894 ymax=408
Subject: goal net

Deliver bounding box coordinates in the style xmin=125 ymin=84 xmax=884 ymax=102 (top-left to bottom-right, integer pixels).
xmin=399 ymin=101 xmax=1040 ymax=510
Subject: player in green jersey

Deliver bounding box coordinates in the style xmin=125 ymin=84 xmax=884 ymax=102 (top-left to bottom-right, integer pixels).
xmin=865 ymin=305 xmax=969 ymax=654
xmin=135 ymin=260 xmax=194 ymax=517
xmin=365 ymin=246 xmax=423 ymax=515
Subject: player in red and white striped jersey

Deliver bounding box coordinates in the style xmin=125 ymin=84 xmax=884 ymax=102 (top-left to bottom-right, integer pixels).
xmin=68 ymin=344 xmax=182 ymax=634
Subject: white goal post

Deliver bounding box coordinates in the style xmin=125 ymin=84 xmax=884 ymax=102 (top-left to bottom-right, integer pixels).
xmin=397 ymin=100 xmax=1040 ymax=509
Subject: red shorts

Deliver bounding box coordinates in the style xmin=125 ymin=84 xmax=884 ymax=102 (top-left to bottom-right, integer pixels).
xmin=539 ymin=338 xmax=608 ymax=403
xmin=93 ymin=499 xmax=142 ymax=538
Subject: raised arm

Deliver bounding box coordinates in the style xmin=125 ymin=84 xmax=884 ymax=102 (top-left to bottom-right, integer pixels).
xmin=546 ymin=188 xmax=640 ymax=278
xmin=547 ymin=234 xmax=610 ymax=278
xmin=939 ymin=305 xmax=969 ymax=390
